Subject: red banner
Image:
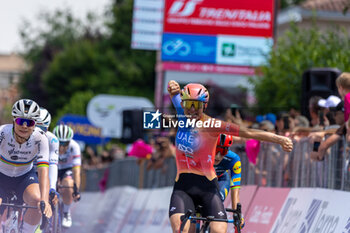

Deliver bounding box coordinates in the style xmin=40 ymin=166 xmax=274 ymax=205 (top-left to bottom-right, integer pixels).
xmin=164 ymin=0 xmax=275 ymax=38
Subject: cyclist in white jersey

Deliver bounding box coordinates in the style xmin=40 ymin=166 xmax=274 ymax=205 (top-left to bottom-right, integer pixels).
xmin=0 ymin=99 xmax=52 ymax=233
xmin=53 ymin=124 xmax=81 ymax=228
xmin=36 ymin=108 xmax=59 ymax=204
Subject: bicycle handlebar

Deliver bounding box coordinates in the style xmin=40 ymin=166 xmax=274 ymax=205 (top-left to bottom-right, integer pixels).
xmin=0 ymin=201 xmax=49 ymax=230
xmin=40 ymin=201 xmax=48 ymax=230
xmin=0 ymin=203 xmax=37 ymax=209
xmin=57 ymin=183 xmax=81 ymax=201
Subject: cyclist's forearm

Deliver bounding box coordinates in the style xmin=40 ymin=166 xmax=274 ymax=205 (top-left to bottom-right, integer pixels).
xmin=73 ymin=167 xmax=81 ymax=189
xmin=49 ymin=164 xmax=58 ymax=190
xmin=231 ymin=188 xmax=240 ymax=210
xmin=37 ymin=166 xmax=50 ymax=202
xmin=239 ymin=128 xmax=282 ymax=144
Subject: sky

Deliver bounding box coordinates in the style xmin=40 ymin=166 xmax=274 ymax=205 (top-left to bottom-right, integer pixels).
xmin=0 ymin=0 xmax=112 ymax=54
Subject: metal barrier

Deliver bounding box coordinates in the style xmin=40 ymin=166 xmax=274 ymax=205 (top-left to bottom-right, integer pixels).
xmin=235 ymin=136 xmax=350 ymax=191
xmin=83 ymin=157 xmax=177 ymax=191
xmin=83 ymin=138 xmax=350 ymax=191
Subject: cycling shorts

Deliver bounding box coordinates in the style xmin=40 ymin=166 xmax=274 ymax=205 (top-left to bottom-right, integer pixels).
xmin=0 ymin=168 xmax=38 ymax=214
xmin=169 ymin=173 xmax=227 ymax=220
xmin=58 ymin=168 xmax=73 ymax=181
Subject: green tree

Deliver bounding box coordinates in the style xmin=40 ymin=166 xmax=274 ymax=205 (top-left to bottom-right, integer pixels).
xmin=250 ymin=24 xmax=350 ymax=113
xmin=51 ymin=90 xmax=95 ymax=128
xmin=21 ymin=0 xmax=156 ymax=117
xmin=280 ymin=0 xmax=306 ymax=9
xmin=19 ymin=9 xmax=93 ymax=110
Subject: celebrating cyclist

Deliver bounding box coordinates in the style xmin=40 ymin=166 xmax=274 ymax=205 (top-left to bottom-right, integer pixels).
xmin=0 ymin=99 xmax=51 ymax=233
xmin=36 ymin=107 xmax=59 ymax=205
xmin=214 ymin=134 xmax=244 ymax=229
xmin=53 ymin=124 xmax=81 ymax=228
xmin=167 ymin=80 xmax=293 ymax=233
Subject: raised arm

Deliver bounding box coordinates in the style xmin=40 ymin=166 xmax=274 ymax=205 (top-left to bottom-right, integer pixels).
xmin=167 ymin=80 xmax=181 ymax=99
xmin=239 ymin=127 xmax=293 ymax=152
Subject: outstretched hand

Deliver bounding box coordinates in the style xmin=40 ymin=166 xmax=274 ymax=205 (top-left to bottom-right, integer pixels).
xmin=167 ymin=80 xmax=181 ymax=97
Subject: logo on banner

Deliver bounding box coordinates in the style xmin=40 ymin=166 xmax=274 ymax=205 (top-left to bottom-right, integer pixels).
xmin=143 ymin=110 xmax=162 ymax=129
xmin=163 ymin=39 xmax=191 ymax=56
xmin=168 ymin=0 xmax=203 ymax=17
xmin=222 ymin=43 xmax=235 ymax=57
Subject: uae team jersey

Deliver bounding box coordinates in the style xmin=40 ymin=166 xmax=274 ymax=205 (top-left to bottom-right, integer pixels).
xmin=58 ymin=139 xmax=81 ymax=170
xmin=172 ymin=94 xmax=240 ymax=181
xmin=0 ymin=124 xmax=49 ymax=177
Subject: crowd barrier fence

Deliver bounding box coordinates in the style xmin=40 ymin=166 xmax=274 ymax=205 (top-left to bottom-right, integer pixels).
xmin=83 ymin=137 xmax=350 ymax=192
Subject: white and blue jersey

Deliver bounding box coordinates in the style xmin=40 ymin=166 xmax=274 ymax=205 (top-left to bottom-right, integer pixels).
xmin=0 ymin=124 xmax=49 ymax=177
xmin=215 ymin=150 xmax=242 ymax=201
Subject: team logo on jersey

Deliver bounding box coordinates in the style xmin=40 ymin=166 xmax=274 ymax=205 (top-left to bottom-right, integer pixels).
xmin=233 ymin=161 xmax=241 ymax=174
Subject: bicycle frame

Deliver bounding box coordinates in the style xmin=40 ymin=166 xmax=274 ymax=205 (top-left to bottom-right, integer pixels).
xmin=179 ymin=208 xmax=241 ymax=233
xmin=1 ymin=201 xmax=47 ymax=233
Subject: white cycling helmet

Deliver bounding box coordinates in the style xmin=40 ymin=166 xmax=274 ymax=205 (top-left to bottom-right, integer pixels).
xmin=12 ymin=99 xmax=40 ymax=120
xmin=53 ymin=124 xmax=74 ymax=142
xmin=36 ymin=107 xmax=51 ymax=128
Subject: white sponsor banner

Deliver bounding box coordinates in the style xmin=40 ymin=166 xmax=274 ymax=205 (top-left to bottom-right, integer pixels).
xmin=131 ymin=0 xmax=164 ymax=50
xmin=119 ymin=189 xmax=153 ymax=233
xmin=104 ymin=186 xmax=138 ymax=232
xmin=133 ymin=187 xmax=173 ymax=233
xmin=270 ymin=188 xmax=350 ymax=233
xmin=87 ymin=94 xmax=154 ymax=138
xmin=216 ymin=35 xmax=273 ymax=67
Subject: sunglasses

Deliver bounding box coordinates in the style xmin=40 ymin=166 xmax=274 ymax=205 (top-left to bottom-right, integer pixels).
xmin=14 ymin=118 xmax=36 ymax=127
xmin=59 ymin=141 xmax=70 ymax=147
xmin=216 ymin=146 xmax=229 ymax=156
xmin=183 ymin=100 xmax=204 ymax=110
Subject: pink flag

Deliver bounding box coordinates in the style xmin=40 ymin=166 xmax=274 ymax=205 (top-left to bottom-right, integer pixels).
xmin=245 ymin=139 xmax=260 ymax=165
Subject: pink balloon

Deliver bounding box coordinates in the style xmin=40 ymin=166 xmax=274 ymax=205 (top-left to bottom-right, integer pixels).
xmin=128 ymin=139 xmax=153 ymax=158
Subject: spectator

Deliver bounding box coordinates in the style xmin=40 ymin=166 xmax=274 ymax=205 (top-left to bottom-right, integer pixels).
xmin=336 ymin=72 xmax=350 ymax=135
xmin=83 ymin=145 xmax=101 ymax=169
xmin=310 ymin=101 xmax=345 ymax=161
xmin=308 ymin=96 xmax=324 ymax=127
xmin=147 ymin=135 xmax=175 ymax=173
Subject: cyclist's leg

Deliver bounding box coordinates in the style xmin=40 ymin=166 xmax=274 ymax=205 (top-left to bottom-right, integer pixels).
xmin=61 ymin=176 xmax=74 ymax=211
xmin=21 ymin=171 xmax=41 ymax=233
xmin=200 ymin=181 xmax=228 ymax=233
xmin=169 ymin=189 xmax=195 ymax=233
xmin=59 ymin=169 xmax=74 ymax=228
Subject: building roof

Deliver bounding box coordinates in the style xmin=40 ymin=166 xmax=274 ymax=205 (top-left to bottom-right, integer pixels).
xmin=0 ymin=54 xmax=27 ymax=73
xmin=301 ymin=0 xmax=348 ymax=12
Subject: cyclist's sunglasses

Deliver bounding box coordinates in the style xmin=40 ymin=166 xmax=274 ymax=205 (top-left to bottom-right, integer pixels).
xmin=216 ymin=146 xmax=229 ymax=156
xmin=14 ymin=118 xmax=36 ymax=127
xmin=183 ymin=100 xmax=204 ymax=110
xmin=59 ymin=141 xmax=70 ymax=147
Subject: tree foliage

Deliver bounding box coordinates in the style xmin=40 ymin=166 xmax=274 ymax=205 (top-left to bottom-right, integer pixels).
xmin=250 ymin=24 xmax=350 ymax=113
xmin=19 ymin=0 xmax=156 ymax=117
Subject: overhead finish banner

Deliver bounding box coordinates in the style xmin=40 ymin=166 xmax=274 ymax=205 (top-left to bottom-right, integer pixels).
xmin=162 ymin=0 xmax=275 ymax=66
xmin=163 ymin=0 xmax=275 ymax=37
